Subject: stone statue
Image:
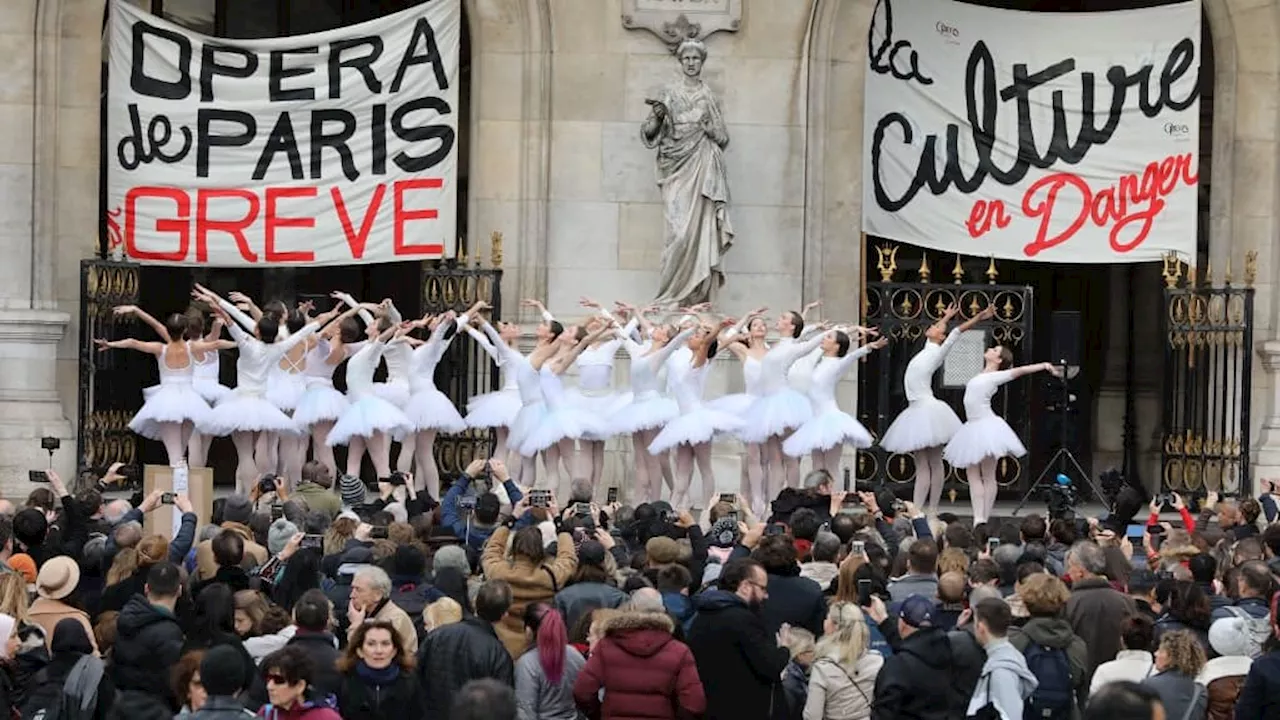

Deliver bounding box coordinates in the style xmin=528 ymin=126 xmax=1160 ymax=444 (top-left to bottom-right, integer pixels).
xmin=641 ymin=37 xmax=735 ymax=306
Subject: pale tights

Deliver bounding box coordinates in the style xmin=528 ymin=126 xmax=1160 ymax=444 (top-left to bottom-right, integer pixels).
xmin=346 ymin=432 xmax=392 ymax=478
xmin=540 ymin=440 xmax=575 ymax=493
xmin=744 ymin=443 xmax=767 ymax=517
xmin=671 ymin=443 xmax=714 ymax=510
xmin=911 ymin=446 xmax=947 ymax=516
xmin=309 ymin=421 xmax=338 ymax=479
xmin=397 ymin=430 xmax=442 ymax=497
xmin=576 ymin=439 xmax=606 ymax=490
xmin=231 ymin=431 xmax=258 ymax=492
xmin=278 ymin=433 xmax=306 ymax=490
xmin=157 ymin=421 xmax=194 ymax=468
xmin=809 ymin=446 xmax=844 ymax=476
xmin=967 ymin=456 xmax=999 ymax=524
xmin=765 ymin=437 xmax=789 ymax=503
xmin=630 ymin=429 xmax=663 ymax=503
xmin=187 ymin=430 xmax=209 ymax=468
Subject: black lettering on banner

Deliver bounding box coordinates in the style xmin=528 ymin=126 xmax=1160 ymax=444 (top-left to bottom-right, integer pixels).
xmin=270 ymin=47 xmax=320 ymax=102
xmin=131 ymin=21 xmax=192 ymax=100
xmin=391 ymin=17 xmax=449 ymax=93
xmin=328 ymin=37 xmax=385 ymax=99
xmin=117 ymin=104 xmax=193 ymax=170
xmin=310 ymin=110 xmax=359 ymax=181
xmin=868 ymin=25 xmax=1199 ymax=212
xmin=200 ymin=45 xmax=259 ymax=102
xmin=371 ymin=104 xmax=387 ymax=175
xmin=867 ymin=0 xmax=933 ymax=86
xmin=391 ymin=97 xmax=455 ymax=172
xmin=196 ymin=109 xmax=257 ymax=178
xmin=254 ymin=113 xmax=306 ymax=180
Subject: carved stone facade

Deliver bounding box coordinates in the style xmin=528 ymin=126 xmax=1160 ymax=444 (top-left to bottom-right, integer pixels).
xmin=0 ymin=0 xmax=1278 ymax=499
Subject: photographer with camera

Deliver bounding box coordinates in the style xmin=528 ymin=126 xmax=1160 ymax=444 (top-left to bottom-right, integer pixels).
xmin=15 ymin=467 xmax=93 ymax=569
xmin=363 ymin=471 xmax=435 ymax=520
xmin=441 ymin=458 xmax=523 ymax=553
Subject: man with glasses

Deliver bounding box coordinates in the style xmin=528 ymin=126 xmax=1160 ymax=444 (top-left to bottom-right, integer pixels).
xmin=688 ymin=557 xmax=790 ymax=720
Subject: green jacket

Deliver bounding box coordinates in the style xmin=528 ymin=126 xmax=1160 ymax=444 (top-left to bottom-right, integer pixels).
xmin=293 ymin=482 xmax=342 ymax=518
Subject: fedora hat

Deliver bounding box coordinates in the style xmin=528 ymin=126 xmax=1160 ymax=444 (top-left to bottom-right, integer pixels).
xmin=36 ymin=556 xmax=80 ymax=601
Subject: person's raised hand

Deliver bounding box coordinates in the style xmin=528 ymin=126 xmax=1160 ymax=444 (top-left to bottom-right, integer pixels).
xmin=174 ymin=494 xmax=193 ymax=515
xmin=870 ymin=337 xmax=889 ymax=350
xmin=464 ymin=458 xmax=487 ymax=478
xmin=1171 ymin=493 xmax=1186 ymax=511
xmin=866 ymin=595 xmax=888 ymax=623
xmin=742 ymin=523 xmax=766 ymax=549
xmin=595 ymin=527 xmax=615 ymax=551
xmin=140 ymin=489 xmax=165 ymax=514
xmin=347 ymin=599 xmax=366 ymax=628
xmin=490 ymin=459 xmax=509 ymax=482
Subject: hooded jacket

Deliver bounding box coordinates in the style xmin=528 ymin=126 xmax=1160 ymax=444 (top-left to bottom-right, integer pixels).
xmin=687 ymin=590 xmax=790 ymax=720
xmin=111 ymin=594 xmax=185 ymax=708
xmin=573 ymin=611 xmax=705 ymax=720
xmin=871 ymin=626 xmax=954 ymax=720
xmin=967 ymin=639 xmax=1038 ymax=720
xmin=1009 ymin=616 xmax=1089 ymax=719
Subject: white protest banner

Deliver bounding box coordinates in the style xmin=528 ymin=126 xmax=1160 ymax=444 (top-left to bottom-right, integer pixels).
xmin=862 ymin=0 xmax=1200 ymax=264
xmin=106 ymin=0 xmax=460 ymax=266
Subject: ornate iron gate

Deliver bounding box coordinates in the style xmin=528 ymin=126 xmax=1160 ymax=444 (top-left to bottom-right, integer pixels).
xmin=425 ymin=232 xmax=504 ymax=476
xmin=77 ymin=260 xmax=143 ymax=475
xmin=857 ymin=245 xmax=1035 ymax=499
xmin=1160 ymin=252 xmax=1255 ymax=497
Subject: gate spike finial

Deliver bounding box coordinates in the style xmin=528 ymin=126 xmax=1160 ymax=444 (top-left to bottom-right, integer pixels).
xmin=918 ymin=253 xmax=931 ymax=284
xmin=1205 ymin=260 xmax=1214 ymax=288
xmin=952 ymin=255 xmax=965 ymax=284
xmin=1224 ymin=255 xmax=1233 ymax=286
xmin=985 ymin=256 xmax=998 ymax=285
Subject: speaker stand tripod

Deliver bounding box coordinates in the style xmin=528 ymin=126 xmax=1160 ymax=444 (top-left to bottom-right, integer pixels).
xmin=1011 ymin=369 xmax=1110 ymax=517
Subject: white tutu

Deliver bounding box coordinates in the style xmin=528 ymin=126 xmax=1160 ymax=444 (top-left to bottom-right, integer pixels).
xmin=466 ymin=388 xmax=522 ymax=429
xmin=292 ymin=383 xmax=351 ymax=427
xmin=739 ymin=389 xmax=813 ymax=443
xmin=508 ymin=402 xmax=547 ymax=453
xmin=373 ymin=380 xmax=411 ymax=409
xmin=707 ymin=392 xmax=754 ymax=417
xmin=203 ymin=392 xmax=300 ymax=436
xmin=327 ymin=395 xmax=414 ymax=447
xmin=131 ymin=383 xmax=211 ymax=440
xmin=880 ymin=398 xmax=963 ymax=453
xmin=192 ymin=378 xmax=232 ymax=406
xmin=265 ymin=374 xmax=307 ymax=412
xmin=942 ymin=415 xmax=1026 ymax=468
xmin=610 ymin=394 xmax=679 ymax=435
xmin=402 ymin=388 xmax=467 ymax=434
xmin=567 ymin=388 xmax=625 ymax=441
xmin=782 ymin=409 xmax=874 ymax=456
xmin=647 ymin=407 xmax=745 ymax=454
xmin=519 ymin=405 xmax=610 ymax=455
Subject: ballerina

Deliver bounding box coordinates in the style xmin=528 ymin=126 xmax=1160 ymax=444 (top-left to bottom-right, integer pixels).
xmin=401 ymin=302 xmax=487 ymax=497
xmin=881 ymin=303 xmax=993 ymax=518
xmin=508 ymin=300 xmax=571 ymax=487
xmin=95 ymin=311 xmax=217 ymax=467
xmin=610 ymin=313 xmax=696 ymax=503
xmin=740 ymin=310 xmax=826 ymax=500
xmin=709 ymin=308 xmax=769 ymax=511
xmin=783 ymin=330 xmax=889 ymax=473
xmin=648 ymin=318 xmax=743 ymax=509
xmin=190 ymin=285 xmax=333 ymax=491
xmin=568 ymin=297 xmax=636 ymax=488
xmin=326 ymin=317 xmax=415 ymax=482
xmin=945 ymin=347 xmax=1060 ymax=524
xmin=461 ymin=317 xmax=524 ymax=476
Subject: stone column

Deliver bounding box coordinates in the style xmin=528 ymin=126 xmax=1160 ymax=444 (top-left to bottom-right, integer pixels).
xmin=1251 ymin=341 xmax=1280 ymax=486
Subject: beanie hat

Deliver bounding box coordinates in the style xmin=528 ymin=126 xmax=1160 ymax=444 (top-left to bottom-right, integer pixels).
xmin=7 ymin=554 xmax=35 ymax=584
xmin=1209 ymin=615 xmax=1269 ymax=658
xmin=339 ymin=474 xmax=366 ymax=509
xmin=708 ymin=517 xmax=740 ymax=548
xmin=267 ymin=518 xmax=298 ymax=556
xmin=222 ymin=494 xmax=253 ymax=526
xmin=646 ymin=536 xmax=683 ymax=565
xmin=200 ymin=645 xmax=247 ymax=696
xmin=577 ymin=540 xmax=607 ymax=568
xmin=899 ymin=594 xmax=936 ymax=629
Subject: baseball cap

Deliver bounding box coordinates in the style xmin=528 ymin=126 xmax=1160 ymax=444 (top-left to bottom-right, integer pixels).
xmin=899 ymin=594 xmax=936 ymax=629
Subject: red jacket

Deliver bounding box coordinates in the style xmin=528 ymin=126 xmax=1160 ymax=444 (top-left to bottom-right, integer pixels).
xmin=573 ymin=611 xmax=706 ymax=720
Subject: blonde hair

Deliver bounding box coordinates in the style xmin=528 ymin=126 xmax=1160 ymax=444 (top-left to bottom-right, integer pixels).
xmin=0 ymin=573 xmax=27 ymax=621
xmin=324 ymin=517 xmax=357 ymax=556
xmin=1018 ymin=573 xmax=1071 ymax=616
xmin=937 ymin=547 xmax=970 ymax=576
xmin=1158 ymin=629 xmax=1207 ymax=677
xmin=108 ymin=534 xmax=169 ymax=585
xmin=783 ymin=627 xmax=815 ymax=660
xmin=423 ymin=597 xmax=463 ymax=632
xmin=814 ymin=601 xmax=870 ymax=669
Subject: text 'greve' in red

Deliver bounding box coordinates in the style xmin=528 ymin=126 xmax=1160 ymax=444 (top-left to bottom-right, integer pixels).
xmin=964 ymin=153 xmax=1197 ymax=257
xmin=122 ymin=178 xmax=445 ymax=263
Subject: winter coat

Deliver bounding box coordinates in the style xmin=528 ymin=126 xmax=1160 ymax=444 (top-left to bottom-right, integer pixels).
xmin=111 ymin=594 xmax=185 ymax=710
xmin=886 ymin=573 xmax=938 ymax=603
xmin=945 ymin=626 xmax=986 ymax=720
xmin=288 ymin=632 xmax=343 ymax=700
xmin=1197 ymin=655 xmax=1250 ymax=720
xmin=347 ymin=598 xmax=418 ymax=660
xmin=190 ymin=696 xmax=257 ymax=719
xmin=782 ymin=660 xmax=809 ymax=720
xmin=687 ymin=590 xmax=790 ymax=720
xmin=803 ymin=653 xmax=882 ymax=720
xmin=1142 ymin=670 xmax=1206 ymax=720
xmin=515 ymin=645 xmax=586 ymax=720
xmin=28 ymin=596 xmax=99 ymax=656
xmin=1008 ymin=616 xmax=1089 ymax=719
xmin=1089 ymin=650 xmax=1155 ymax=696
xmin=1065 ymin=577 xmax=1135 ymax=676
xmin=800 ymin=562 xmax=839 ymax=593
xmin=966 ymin=639 xmax=1038 ymax=720
xmin=552 ymin=581 xmax=627 ymax=631
xmin=573 ymin=611 xmax=705 ymax=720
xmin=481 ymin=527 xmax=578 ymax=658
xmin=255 ymin=698 xmax=342 ymax=720
xmin=1235 ymin=650 xmax=1280 ymax=720
xmin=871 ymin=627 xmax=953 ymax=720
xmin=760 ymin=564 xmax=828 ymax=638
xmin=417 ymin=617 xmax=514 ymax=720
xmin=195 ymin=522 xmax=269 ymax=581
xmin=335 ymin=667 xmax=428 ymax=720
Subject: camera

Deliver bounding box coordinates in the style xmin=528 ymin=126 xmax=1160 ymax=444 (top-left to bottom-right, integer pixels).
xmin=161 ymin=492 xmax=175 ymax=505
xmin=28 ymin=470 xmax=48 ymax=483
xmin=530 ymin=490 xmax=551 ymax=508
xmin=301 ymin=534 xmax=324 ymax=550
xmin=1047 ymin=473 xmax=1077 ymax=520
xmin=259 ymin=474 xmax=280 ymax=495
xmin=607 ymin=487 xmax=619 ymax=504
xmin=573 ymin=502 xmax=592 ymax=516
xmin=370 ymin=526 xmax=389 ymax=540
xmin=457 ymin=495 xmax=477 ymax=511
xmin=41 ymin=437 xmax=60 ymax=452
xmin=765 ymin=523 xmax=787 ymax=536
xmin=387 ymin=472 xmax=407 ymax=487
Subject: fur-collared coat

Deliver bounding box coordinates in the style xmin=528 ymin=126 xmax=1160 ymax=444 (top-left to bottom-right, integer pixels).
xmin=573 ymin=612 xmax=706 ymax=720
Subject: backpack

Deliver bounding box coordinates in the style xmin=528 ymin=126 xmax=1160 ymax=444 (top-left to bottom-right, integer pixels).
xmin=1021 ymin=643 xmax=1074 ymax=720
xmin=21 ymin=655 xmax=104 ymax=720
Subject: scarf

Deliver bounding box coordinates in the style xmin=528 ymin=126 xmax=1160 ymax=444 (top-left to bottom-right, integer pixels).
xmin=355 ymin=659 xmax=400 ymax=686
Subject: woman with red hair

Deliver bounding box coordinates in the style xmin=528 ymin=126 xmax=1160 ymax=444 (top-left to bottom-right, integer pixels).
xmin=516 ymin=604 xmax=585 ymax=720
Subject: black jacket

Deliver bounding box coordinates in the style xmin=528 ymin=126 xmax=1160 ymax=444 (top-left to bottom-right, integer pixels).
xmin=336 ymin=668 xmax=428 ymax=720
xmin=25 ymin=653 xmax=115 ymax=720
xmin=111 ymin=594 xmax=185 ymax=709
xmin=416 ymin=618 xmax=514 ymax=720
xmin=189 ymin=695 xmax=257 ymax=720
xmin=289 ymin=631 xmax=344 ymax=700
xmin=687 ymin=590 xmax=791 ymax=720
xmin=945 ymin=626 xmax=986 ymax=720
xmin=759 ymin=565 xmax=828 ymax=638
xmin=1237 ymin=650 xmax=1280 ymax=719
xmin=871 ymin=626 xmax=954 ymax=720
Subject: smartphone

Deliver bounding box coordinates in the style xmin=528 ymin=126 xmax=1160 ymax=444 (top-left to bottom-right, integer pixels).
xmin=301 ymin=534 xmax=324 ymax=550
xmin=765 ymin=523 xmax=787 ymax=536
xmin=161 ymin=492 xmax=175 ymax=505
xmin=370 ymin=526 xmax=389 ymax=540
xmin=28 ymin=470 xmax=48 ymax=483
xmin=457 ymin=495 xmax=477 ymax=510
xmin=719 ymin=493 xmax=737 ymax=506
xmin=857 ymin=578 xmax=873 ymax=607
xmin=270 ymin=503 xmax=283 ymax=521
xmin=573 ymin=502 xmax=591 ymax=516
xmin=726 ymin=510 xmax=739 ymax=524
xmin=607 ymin=487 xmax=618 ymax=504
xmin=530 ymin=490 xmax=551 ymax=508
xmin=987 ymin=538 xmax=1000 ymax=553
xmin=851 ymin=540 xmax=865 ymax=556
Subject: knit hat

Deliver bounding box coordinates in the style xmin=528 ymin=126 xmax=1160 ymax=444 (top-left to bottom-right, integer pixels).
xmin=339 ymin=474 xmax=366 ymax=508
xmin=267 ymin=518 xmax=298 ymax=556
xmin=222 ymin=494 xmax=253 ymax=526
xmin=200 ymin=645 xmax=247 ymax=696
xmin=899 ymin=594 xmax=936 ymax=629
xmin=35 ymin=555 xmax=80 ymax=600
xmin=433 ymin=544 xmax=471 ymax=576
xmin=646 ymin=536 xmax=683 ymax=565
xmin=578 ymin=540 xmax=606 ymax=568
xmin=7 ymin=554 xmax=35 ymax=584
xmin=708 ymin=517 xmax=739 ymax=548
xmin=1209 ymin=615 xmax=1269 ymax=659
